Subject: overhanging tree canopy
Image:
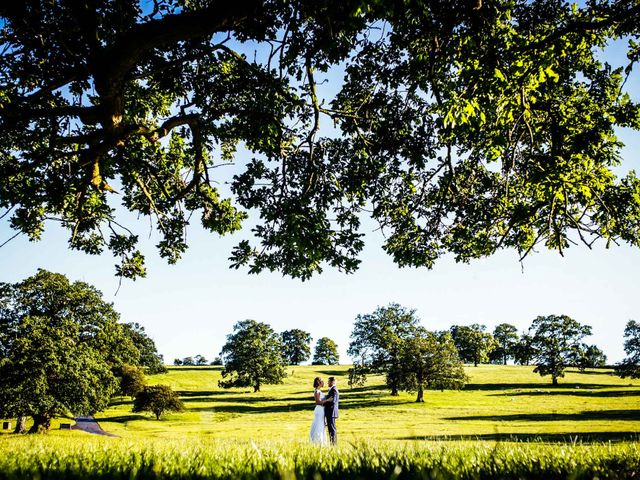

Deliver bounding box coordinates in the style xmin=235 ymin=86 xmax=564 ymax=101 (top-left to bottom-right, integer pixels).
xmin=1 ymin=1 xmax=639 ymax=279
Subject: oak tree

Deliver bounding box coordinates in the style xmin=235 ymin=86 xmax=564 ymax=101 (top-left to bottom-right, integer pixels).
xmin=450 ymin=324 xmax=498 ymax=366
xmin=281 ymin=329 xmax=312 ymax=365
xmin=399 ymin=330 xmax=467 ymax=402
xmin=348 ymin=303 xmax=420 ymax=394
xmin=0 ymin=270 xmax=136 ymax=432
xmin=2 ymin=1 xmax=639 ymax=280
xmin=312 ymin=337 xmax=340 ymax=366
xmin=529 ymin=314 xmax=592 ymax=385
xmin=219 ymin=319 xmax=286 ymax=392
xmin=616 ymin=320 xmax=640 ymax=379
xmin=490 ymin=323 xmax=520 ymax=365
xmin=132 ymin=384 xmax=184 ymax=420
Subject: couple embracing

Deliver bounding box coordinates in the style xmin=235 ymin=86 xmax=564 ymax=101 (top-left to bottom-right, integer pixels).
xmin=310 ymin=376 xmax=339 ymax=445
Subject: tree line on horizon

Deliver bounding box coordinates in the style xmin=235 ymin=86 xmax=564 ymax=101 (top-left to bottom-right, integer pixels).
xmin=2 ymin=272 xmax=640 ymax=432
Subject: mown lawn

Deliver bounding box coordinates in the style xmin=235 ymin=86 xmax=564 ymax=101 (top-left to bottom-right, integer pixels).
xmin=86 ymin=364 xmax=640 ymax=443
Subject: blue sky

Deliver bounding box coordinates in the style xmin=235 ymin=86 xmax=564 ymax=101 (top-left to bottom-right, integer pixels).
xmin=1 ymin=200 xmax=639 ymax=364
xmin=1 ymin=13 xmax=640 ymax=366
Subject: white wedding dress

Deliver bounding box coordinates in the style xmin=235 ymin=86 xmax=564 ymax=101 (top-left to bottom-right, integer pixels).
xmin=310 ymin=389 xmax=327 ymax=444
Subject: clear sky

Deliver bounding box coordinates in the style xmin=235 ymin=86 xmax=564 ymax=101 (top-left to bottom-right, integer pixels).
xmin=1 ymin=197 xmax=639 ymax=365
xmin=1 ymin=19 xmax=639 ymax=366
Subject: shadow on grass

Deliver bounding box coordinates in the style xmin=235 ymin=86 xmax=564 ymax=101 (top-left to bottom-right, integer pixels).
xmin=180 ymin=388 xmax=411 ymax=414
xmin=445 ymin=410 xmax=640 ymax=422
xmin=565 ymin=369 xmax=615 ymax=376
xmin=399 ymin=431 xmax=640 ymax=443
xmin=314 ymin=368 xmax=347 ymax=377
xmin=464 ymin=382 xmax=613 ymax=391
xmin=93 ymin=415 xmax=147 ymax=423
xmin=168 ymin=366 xmax=221 ymax=371
xmin=492 ymin=389 xmax=640 ymax=398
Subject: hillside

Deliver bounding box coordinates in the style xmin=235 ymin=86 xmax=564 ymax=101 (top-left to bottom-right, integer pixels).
xmin=95 ymin=364 xmax=640 ymax=443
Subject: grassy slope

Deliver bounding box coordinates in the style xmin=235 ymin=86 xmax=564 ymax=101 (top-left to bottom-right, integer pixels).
xmin=92 ymin=364 xmax=640 ymax=443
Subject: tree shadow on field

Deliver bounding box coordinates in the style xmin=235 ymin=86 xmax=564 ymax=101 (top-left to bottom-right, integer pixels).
xmin=445 ymin=410 xmax=640 ymax=422
xmin=565 ymin=369 xmax=615 ymax=376
xmin=314 ymin=369 xmax=346 ymax=377
xmin=464 ymin=382 xmax=613 ymax=391
xmin=93 ymin=415 xmax=148 ymax=423
xmin=188 ymin=402 xmax=311 ymax=414
xmin=169 ymin=366 xmax=221 ymax=371
xmin=177 ymin=390 xmax=242 ymax=398
xmin=492 ymin=389 xmax=640 ymax=398
xmin=399 ymin=431 xmax=640 ymax=444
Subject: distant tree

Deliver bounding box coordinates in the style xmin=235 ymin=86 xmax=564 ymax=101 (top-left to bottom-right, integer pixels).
xmin=616 ymin=320 xmax=640 ymax=379
xmin=210 ymin=357 xmax=223 ymax=366
xmin=513 ymin=333 xmax=537 ymax=366
xmin=490 ymin=323 xmax=520 ymax=365
xmin=281 ymin=329 xmax=312 ymax=365
xmin=194 ymin=355 xmax=208 ymax=366
xmin=219 ymin=320 xmax=286 ymax=392
xmin=572 ymin=344 xmax=607 ymax=371
xmin=132 ymin=385 xmax=184 ymax=420
xmin=348 ymin=303 xmax=420 ymax=395
xmin=182 ymin=357 xmax=195 ymax=366
xmin=312 ymin=337 xmax=340 ymax=366
xmin=121 ymin=323 xmax=167 ymax=374
xmin=399 ymin=330 xmax=467 ymax=402
xmin=0 ymin=270 xmax=129 ymax=432
xmin=529 ymin=315 xmax=592 ymax=385
xmin=450 ymin=324 xmax=498 ymax=366
xmin=117 ymin=364 xmax=146 ymax=398
xmin=173 ymin=358 xmax=183 ymax=366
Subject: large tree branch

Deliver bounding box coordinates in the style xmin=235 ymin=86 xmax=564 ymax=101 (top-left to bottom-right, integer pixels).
xmin=96 ymin=0 xmax=262 ymax=94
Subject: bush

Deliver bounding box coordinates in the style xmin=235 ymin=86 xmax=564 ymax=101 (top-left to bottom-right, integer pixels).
xmin=132 ymin=385 xmax=184 ymax=420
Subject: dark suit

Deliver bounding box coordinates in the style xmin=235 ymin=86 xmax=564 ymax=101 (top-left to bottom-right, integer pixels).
xmin=324 ymin=385 xmax=339 ymax=444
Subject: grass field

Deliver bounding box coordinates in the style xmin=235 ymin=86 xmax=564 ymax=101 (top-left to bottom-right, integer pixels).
xmin=91 ymin=364 xmax=639 ymax=442
xmin=1 ymin=365 xmax=639 ymax=479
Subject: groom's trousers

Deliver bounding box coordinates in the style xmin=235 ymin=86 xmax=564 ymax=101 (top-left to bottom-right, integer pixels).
xmin=326 ymin=414 xmax=337 ymax=445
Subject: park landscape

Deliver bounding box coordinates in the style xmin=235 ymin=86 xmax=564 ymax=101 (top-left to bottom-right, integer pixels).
xmin=2 ymin=0 xmax=640 ymax=477
xmin=1 ymin=363 xmax=640 ymax=479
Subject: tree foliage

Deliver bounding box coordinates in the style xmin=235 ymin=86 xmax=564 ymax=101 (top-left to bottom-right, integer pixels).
xmin=529 ymin=314 xmax=592 ymax=385
xmin=312 ymin=337 xmax=340 ymax=366
xmin=219 ymin=320 xmax=286 ymax=392
xmin=450 ymin=324 xmax=498 ymax=366
xmin=399 ymin=330 xmax=467 ymax=402
xmin=573 ymin=344 xmax=607 ymax=371
xmin=132 ymin=384 xmax=184 ymax=420
xmin=281 ymin=329 xmax=312 ymax=365
xmin=117 ymin=364 xmax=147 ymax=398
xmin=490 ymin=323 xmax=520 ymax=365
xmin=121 ymin=322 xmax=167 ymax=373
xmin=0 ymin=270 xmax=135 ymax=432
xmin=513 ymin=333 xmax=537 ymax=366
xmin=348 ymin=303 xmax=419 ymax=394
xmin=616 ymin=320 xmax=640 ymax=379
xmin=1 ymin=1 xmax=639 ymax=280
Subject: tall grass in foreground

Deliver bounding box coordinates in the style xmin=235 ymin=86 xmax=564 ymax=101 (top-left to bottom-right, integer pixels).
xmin=1 ymin=436 xmax=639 ymax=479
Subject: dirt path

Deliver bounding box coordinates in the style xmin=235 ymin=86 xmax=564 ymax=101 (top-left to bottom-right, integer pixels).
xmin=72 ymin=416 xmax=118 ymax=437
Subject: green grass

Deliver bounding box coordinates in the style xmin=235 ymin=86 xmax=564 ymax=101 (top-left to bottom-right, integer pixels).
xmin=1 ymin=365 xmax=639 ymax=479
xmin=0 ymin=436 xmax=639 ymax=479
xmin=91 ymin=364 xmax=640 ymax=443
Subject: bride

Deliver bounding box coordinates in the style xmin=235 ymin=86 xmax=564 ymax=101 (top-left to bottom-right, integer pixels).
xmin=310 ymin=377 xmax=332 ymax=444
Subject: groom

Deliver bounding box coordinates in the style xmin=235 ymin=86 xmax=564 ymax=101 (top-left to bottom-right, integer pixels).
xmin=324 ymin=376 xmax=339 ymax=445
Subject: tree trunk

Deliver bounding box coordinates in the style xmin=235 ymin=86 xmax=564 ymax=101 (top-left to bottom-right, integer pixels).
xmin=28 ymin=413 xmax=51 ymax=433
xmin=415 ymin=386 xmax=424 ymax=403
xmin=503 ymin=355 xmax=507 ymax=366
xmin=552 ymin=376 xmax=558 ymax=386
xmin=14 ymin=416 xmax=26 ymax=434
